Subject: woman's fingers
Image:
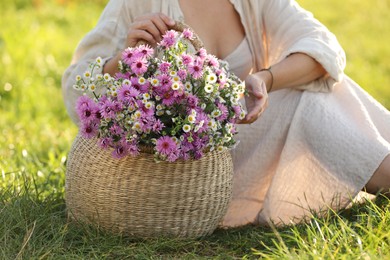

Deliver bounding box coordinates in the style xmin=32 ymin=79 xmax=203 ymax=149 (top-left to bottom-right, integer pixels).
xmin=238 ymin=77 xmax=269 ymax=124
xmin=127 ymin=13 xmax=175 ymax=47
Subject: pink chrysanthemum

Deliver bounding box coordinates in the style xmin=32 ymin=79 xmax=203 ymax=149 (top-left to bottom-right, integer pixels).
xmin=80 ymin=121 xmax=99 ymax=139
xmin=99 ymin=99 xmax=116 ymax=119
xmin=194 ymin=111 xmax=210 ymax=133
xmin=167 ymin=150 xmax=179 ymax=162
xmin=118 ymin=84 xmax=140 ymax=103
xmin=188 ymin=60 xmax=204 ymax=79
xmin=152 ymin=119 xmax=164 ymax=133
xmin=177 ymin=69 xmax=187 ymax=81
xmin=206 ymin=54 xmax=219 ymax=68
xmin=76 ymin=95 xmax=94 ymax=111
xmin=196 ymin=48 xmax=207 ymax=61
xmin=130 ymin=77 xmax=149 ymax=93
xmin=131 ymin=58 xmax=148 ymax=75
xmin=76 ymin=97 xmax=99 ymax=123
xmin=136 ymin=45 xmax=154 ymax=59
xmin=161 ymin=90 xmax=176 ymax=106
xmin=115 ymin=71 xmax=131 ymax=80
xmin=156 ymin=136 xmax=178 ymax=155
xmin=127 ymin=142 xmax=140 ymax=156
xmin=157 ymin=74 xmax=172 ymax=89
xmin=216 ymin=103 xmax=228 ymax=121
xmin=232 ymin=105 xmax=242 ymax=118
xmin=193 ymin=150 xmax=203 ymax=160
xmin=181 ymin=54 xmax=193 ymax=65
xmin=109 ymin=123 xmax=124 ymax=136
xmin=112 ymin=145 xmax=128 ymax=159
xmin=159 ymin=62 xmax=171 ymax=73
xmin=186 ymin=94 xmax=199 ymax=108
xmin=98 ymin=137 xmax=113 ymax=149
xmin=122 ymin=48 xmax=136 ymax=66
xmin=182 ymin=28 xmax=194 ymax=40
xmin=160 ymin=30 xmax=178 ymax=48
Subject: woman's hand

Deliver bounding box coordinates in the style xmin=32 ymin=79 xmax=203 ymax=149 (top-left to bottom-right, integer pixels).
xmin=103 ymin=13 xmax=175 ymax=75
xmin=238 ymin=72 xmax=270 ymax=124
xmin=125 ymin=13 xmax=176 ymax=48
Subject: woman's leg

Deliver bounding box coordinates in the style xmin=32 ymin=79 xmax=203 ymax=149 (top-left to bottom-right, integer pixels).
xmin=365 ymin=155 xmax=390 ymax=195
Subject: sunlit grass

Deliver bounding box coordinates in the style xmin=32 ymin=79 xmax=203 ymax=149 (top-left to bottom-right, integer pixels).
xmin=1 ymin=0 xmax=389 ymax=258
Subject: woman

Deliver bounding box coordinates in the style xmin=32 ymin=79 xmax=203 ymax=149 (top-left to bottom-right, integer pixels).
xmin=62 ymin=0 xmax=390 ymax=226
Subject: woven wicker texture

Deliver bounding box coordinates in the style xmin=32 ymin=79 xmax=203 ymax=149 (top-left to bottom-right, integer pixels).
xmin=65 ymin=134 xmax=234 ymax=238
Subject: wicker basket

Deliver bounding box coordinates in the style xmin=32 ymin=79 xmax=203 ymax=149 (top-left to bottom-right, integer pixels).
xmin=65 ymin=134 xmax=233 ymax=238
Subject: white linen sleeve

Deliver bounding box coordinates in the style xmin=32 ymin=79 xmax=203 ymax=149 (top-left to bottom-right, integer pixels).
xmin=262 ymin=0 xmax=346 ymax=92
xmin=61 ymin=0 xmax=129 ymax=125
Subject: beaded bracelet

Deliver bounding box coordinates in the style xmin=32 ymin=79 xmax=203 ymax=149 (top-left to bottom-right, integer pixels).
xmin=260 ymin=67 xmax=274 ymax=92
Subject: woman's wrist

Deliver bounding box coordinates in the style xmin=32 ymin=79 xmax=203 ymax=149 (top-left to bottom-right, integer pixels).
xmin=103 ymin=51 xmax=123 ymax=76
xmin=258 ymin=67 xmax=274 ymax=92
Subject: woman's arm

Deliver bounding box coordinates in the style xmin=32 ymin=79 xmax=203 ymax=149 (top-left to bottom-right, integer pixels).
xmin=265 ymin=53 xmax=326 ymax=92
xmin=240 ymin=53 xmax=326 ymax=124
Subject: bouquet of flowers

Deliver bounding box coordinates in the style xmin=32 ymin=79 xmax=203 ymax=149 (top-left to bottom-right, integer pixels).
xmin=73 ymin=27 xmax=246 ymax=162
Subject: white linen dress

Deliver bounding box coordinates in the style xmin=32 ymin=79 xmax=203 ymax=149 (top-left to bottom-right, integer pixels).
xmin=62 ymin=0 xmax=390 ymax=227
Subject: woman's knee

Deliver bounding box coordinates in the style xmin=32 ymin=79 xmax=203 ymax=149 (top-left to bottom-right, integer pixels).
xmin=365 ymin=154 xmax=390 ymax=195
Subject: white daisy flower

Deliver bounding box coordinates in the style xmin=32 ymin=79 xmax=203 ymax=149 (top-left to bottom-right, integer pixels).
xmin=88 ymin=84 xmax=96 ymax=91
xmin=239 ymin=111 xmax=246 ymax=120
xmin=230 ymin=96 xmax=239 ymax=104
xmin=75 ymin=75 xmax=82 ymax=81
xmin=171 ymin=82 xmax=180 ymax=90
xmin=134 ymin=111 xmax=142 ymax=119
xmin=187 ymin=114 xmax=196 ymax=124
xmin=138 ymin=77 xmax=146 ymax=85
xmin=116 ymin=113 xmax=125 ymax=120
xmin=150 ymin=78 xmax=160 ymax=86
xmin=172 ymin=76 xmax=180 ymax=82
xmin=182 ymin=124 xmax=191 ymax=133
xmin=190 ymin=109 xmax=197 ymax=116
xmin=169 ymin=71 xmax=177 ymax=77
xmin=103 ymin=73 xmax=111 ymax=81
xmin=96 ymin=57 xmax=103 ymax=65
xmin=184 ymin=82 xmax=193 ymax=92
xmin=194 ymin=125 xmax=200 ymax=132
xmin=156 ymin=110 xmax=164 ymax=116
xmin=223 ymin=136 xmax=232 ymax=142
xmin=83 ymin=71 xmax=91 ymax=78
xmin=237 ymin=83 xmax=245 ymax=94
xmin=145 ymin=101 xmax=153 ymax=109
xmin=212 ymin=110 xmax=221 ymax=118
xmin=156 ymin=104 xmax=164 ymax=110
xmin=206 ymin=73 xmax=217 ymax=84
xmin=217 ymin=146 xmax=225 ymax=152
xmin=204 ymin=84 xmax=214 ymax=93
xmin=123 ymin=79 xmax=131 ymax=85
xmin=133 ymin=122 xmax=142 ymax=132
xmin=219 ymin=74 xmax=226 ymax=82
xmin=143 ymin=93 xmax=151 ymax=100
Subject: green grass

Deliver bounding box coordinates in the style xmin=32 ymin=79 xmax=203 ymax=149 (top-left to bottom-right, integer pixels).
xmin=1 ymin=0 xmax=390 ymax=258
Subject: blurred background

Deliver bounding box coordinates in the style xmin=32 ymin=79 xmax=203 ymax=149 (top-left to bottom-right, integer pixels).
xmin=0 ymin=0 xmax=389 ymax=190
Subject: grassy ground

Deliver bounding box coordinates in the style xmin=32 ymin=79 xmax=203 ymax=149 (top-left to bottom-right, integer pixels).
xmin=1 ymin=0 xmax=389 ymax=259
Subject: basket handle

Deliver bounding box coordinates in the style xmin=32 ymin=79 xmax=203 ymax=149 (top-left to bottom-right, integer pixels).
xmin=136 ymin=21 xmax=204 ymax=51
